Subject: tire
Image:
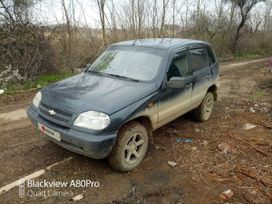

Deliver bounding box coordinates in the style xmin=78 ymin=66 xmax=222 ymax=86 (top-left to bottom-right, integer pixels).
xmin=108 ymin=121 xmax=149 ymax=172
xmin=194 ymin=92 xmax=214 ymax=122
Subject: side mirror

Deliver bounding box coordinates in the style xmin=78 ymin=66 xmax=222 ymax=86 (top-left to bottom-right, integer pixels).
xmin=166 ymin=77 xmax=186 ymax=88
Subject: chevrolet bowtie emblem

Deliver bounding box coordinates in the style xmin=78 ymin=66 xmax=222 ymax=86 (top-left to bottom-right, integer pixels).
xmin=48 ymin=110 xmax=56 ymax=115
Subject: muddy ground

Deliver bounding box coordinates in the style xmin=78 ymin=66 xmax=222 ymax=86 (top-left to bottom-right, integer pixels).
xmin=0 ymin=59 xmax=271 ymax=204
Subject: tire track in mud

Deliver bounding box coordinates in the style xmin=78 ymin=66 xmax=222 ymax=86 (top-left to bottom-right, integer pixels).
xmin=0 ymin=157 xmax=74 ymax=195
xmin=220 ymin=58 xmax=268 ymax=71
xmin=0 ymin=120 xmax=75 ymax=189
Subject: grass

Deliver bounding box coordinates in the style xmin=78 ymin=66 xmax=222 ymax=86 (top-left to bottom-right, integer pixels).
xmin=251 ymin=90 xmax=265 ymax=102
xmin=233 ymin=52 xmax=262 ymax=60
xmin=233 ymin=49 xmax=272 ymax=61
xmin=218 ymin=49 xmax=272 ymax=62
xmin=5 ymin=71 xmax=76 ymax=94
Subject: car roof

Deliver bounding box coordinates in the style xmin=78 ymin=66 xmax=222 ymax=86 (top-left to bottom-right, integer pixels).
xmin=112 ymin=38 xmax=210 ymax=50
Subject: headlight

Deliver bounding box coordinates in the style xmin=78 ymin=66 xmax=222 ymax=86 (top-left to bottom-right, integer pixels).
xmin=73 ymin=111 xmax=110 ymax=130
xmin=32 ymin=91 xmax=42 ymax=108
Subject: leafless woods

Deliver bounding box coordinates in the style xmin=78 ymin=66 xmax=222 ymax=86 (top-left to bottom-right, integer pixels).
xmin=0 ymin=0 xmax=272 ymax=87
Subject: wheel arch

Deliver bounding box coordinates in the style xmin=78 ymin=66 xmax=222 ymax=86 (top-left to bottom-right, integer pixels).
xmin=207 ymin=85 xmax=217 ymax=101
xmin=118 ymin=116 xmax=153 ymax=140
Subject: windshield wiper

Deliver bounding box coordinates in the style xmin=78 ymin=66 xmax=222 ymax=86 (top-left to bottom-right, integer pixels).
xmin=86 ymin=70 xmax=106 ymax=76
xmin=86 ymin=70 xmax=139 ymax=82
xmin=106 ymin=74 xmax=140 ymax=82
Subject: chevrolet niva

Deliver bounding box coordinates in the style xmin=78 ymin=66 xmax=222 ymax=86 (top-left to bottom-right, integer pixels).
xmin=27 ymin=38 xmax=219 ymax=171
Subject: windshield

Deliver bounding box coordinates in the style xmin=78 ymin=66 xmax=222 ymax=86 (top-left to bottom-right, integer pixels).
xmin=87 ymin=46 xmax=164 ymax=81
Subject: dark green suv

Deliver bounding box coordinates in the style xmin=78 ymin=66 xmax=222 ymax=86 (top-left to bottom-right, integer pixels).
xmin=28 ymin=38 xmax=219 ymax=171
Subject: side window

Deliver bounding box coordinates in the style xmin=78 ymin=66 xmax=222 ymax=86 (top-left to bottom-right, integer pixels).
xmin=167 ymin=50 xmax=189 ymax=80
xmin=206 ymin=46 xmax=216 ymax=65
xmin=189 ymin=48 xmax=209 ymax=71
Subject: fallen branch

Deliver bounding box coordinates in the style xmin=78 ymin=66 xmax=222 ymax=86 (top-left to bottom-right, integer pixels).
xmin=253 ymin=147 xmax=268 ymax=157
xmin=238 ymin=168 xmax=272 ymax=187
xmin=255 ymin=121 xmax=272 ymax=130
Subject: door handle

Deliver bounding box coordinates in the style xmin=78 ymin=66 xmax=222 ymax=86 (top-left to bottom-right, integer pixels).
xmin=185 ymin=84 xmax=192 ymax=88
xmin=206 ymin=74 xmax=211 ymax=79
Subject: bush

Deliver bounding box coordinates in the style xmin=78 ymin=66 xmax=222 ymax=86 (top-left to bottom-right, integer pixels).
xmin=0 ymin=23 xmax=56 ymax=88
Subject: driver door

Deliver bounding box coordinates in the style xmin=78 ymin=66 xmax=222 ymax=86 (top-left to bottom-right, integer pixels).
xmin=158 ymin=49 xmax=194 ymax=126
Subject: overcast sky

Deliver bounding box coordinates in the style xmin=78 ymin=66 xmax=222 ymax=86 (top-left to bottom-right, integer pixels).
xmin=31 ymin=0 xmax=267 ymax=28
xmin=32 ymin=0 xmax=100 ymax=27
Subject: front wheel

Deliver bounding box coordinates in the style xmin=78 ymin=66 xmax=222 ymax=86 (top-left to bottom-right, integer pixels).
xmin=194 ymin=92 xmax=214 ymax=122
xmin=108 ymin=121 xmax=148 ymax=171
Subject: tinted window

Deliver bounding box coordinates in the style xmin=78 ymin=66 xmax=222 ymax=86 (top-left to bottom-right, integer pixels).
xmin=189 ymin=48 xmax=208 ymax=71
xmin=206 ymin=46 xmax=216 ymax=65
xmin=167 ymin=50 xmax=189 ymax=80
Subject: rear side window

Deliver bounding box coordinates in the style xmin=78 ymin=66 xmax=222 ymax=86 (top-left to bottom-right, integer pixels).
xmin=206 ymin=46 xmax=216 ymax=65
xmin=189 ymin=48 xmax=208 ymax=71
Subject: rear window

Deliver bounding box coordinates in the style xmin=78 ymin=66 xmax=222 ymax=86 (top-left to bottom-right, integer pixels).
xmin=189 ymin=48 xmax=209 ymax=71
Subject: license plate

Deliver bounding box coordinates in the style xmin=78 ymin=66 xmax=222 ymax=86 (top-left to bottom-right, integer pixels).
xmin=38 ymin=123 xmax=61 ymax=142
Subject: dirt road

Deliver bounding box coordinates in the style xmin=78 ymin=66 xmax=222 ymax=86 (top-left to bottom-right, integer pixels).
xmin=0 ymin=59 xmax=271 ymax=203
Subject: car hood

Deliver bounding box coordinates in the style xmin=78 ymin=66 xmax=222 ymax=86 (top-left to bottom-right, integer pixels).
xmin=41 ymin=73 xmax=157 ymax=115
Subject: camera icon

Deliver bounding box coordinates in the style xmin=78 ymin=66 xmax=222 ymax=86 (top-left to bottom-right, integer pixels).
xmin=18 ymin=180 xmax=25 ymax=199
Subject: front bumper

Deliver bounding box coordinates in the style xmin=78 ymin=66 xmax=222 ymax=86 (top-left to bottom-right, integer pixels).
xmin=27 ymin=106 xmax=117 ymax=159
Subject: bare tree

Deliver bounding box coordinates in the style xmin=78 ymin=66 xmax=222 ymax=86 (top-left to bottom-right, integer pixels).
xmin=159 ymin=0 xmax=169 ymax=37
xmin=107 ymin=0 xmax=118 ymax=41
xmin=136 ymin=0 xmax=144 ymax=37
xmin=228 ymin=0 xmax=265 ymax=53
xmin=96 ymin=0 xmax=106 ymax=46
xmin=150 ymin=0 xmax=159 ymax=37
xmin=0 ymin=0 xmax=15 ymax=24
xmin=130 ymin=0 xmax=136 ymax=36
xmin=172 ymin=0 xmax=176 ymax=37
xmin=263 ymin=0 xmax=272 ymax=32
xmin=61 ymin=0 xmax=72 ymax=68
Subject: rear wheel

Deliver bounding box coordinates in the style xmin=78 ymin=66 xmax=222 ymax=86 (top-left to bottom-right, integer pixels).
xmin=194 ymin=92 xmax=214 ymax=122
xmin=108 ymin=121 xmax=148 ymax=171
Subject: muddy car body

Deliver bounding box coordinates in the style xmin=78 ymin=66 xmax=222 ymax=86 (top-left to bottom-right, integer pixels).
xmin=27 ymin=38 xmax=219 ymax=171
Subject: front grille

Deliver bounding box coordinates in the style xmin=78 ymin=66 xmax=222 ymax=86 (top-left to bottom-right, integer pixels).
xmin=38 ymin=103 xmax=74 ymax=127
